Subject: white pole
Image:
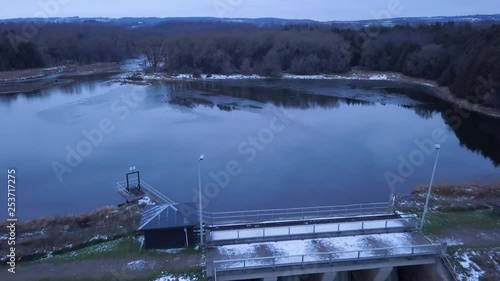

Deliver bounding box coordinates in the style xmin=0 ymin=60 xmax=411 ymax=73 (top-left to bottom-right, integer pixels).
xmin=420 ymin=144 xmax=441 ymax=231
xmin=198 ymin=155 xmax=204 ymax=246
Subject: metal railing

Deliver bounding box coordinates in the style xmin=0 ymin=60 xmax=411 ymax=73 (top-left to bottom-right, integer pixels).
xmin=116 ymin=179 xmax=176 ymax=205
xmin=213 ymin=244 xmax=444 ymax=275
xmin=440 ymin=255 xmax=459 ymax=281
xmin=203 ymin=202 xmax=390 ymax=226
xmin=208 ymin=215 xmax=418 ymax=243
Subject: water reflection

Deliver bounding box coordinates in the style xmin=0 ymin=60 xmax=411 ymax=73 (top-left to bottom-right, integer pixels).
xmin=163 ymin=80 xmax=500 ymax=167
xmin=444 ymin=111 xmax=500 ymax=166
xmin=166 ymin=80 xmax=375 ymax=111
xmin=1 ymin=77 xmax=500 ymax=168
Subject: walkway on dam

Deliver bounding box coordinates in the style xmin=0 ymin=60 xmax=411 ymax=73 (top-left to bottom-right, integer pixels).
xmin=203 ymin=205 xmax=446 ymax=281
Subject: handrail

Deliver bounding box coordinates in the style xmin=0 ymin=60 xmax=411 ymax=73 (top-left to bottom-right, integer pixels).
xmin=203 ymin=202 xmax=390 ymax=225
xmin=213 ymin=244 xmax=444 ymax=273
xmin=209 ymin=202 xmax=388 ymax=216
xmin=208 ymin=216 xmax=418 ymax=242
xmin=116 ymin=179 xmax=176 ymax=205
xmin=440 ymin=255 xmax=459 ymax=281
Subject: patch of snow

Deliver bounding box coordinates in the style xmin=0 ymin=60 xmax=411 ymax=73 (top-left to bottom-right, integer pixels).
xmin=282 ymin=73 xmax=328 ymax=79
xmin=42 ymin=66 xmax=64 ymax=71
xmin=16 ymin=74 xmax=46 ymax=81
xmin=215 ymin=232 xmax=432 ymax=270
xmin=155 ymin=248 xmax=184 ymax=254
xmin=176 ymin=74 xmax=193 ymax=79
xmin=369 ymin=74 xmax=389 ymax=80
xmin=138 ymin=196 xmax=155 ymax=206
xmin=20 ymin=230 xmax=46 ymax=239
xmin=419 ymin=82 xmax=435 ymax=87
xmin=202 ymin=74 xmax=265 ymax=80
xmin=0 ymin=235 xmax=8 ymax=240
xmin=141 ymin=74 xmax=166 ymax=80
xmin=154 ymin=273 xmax=195 ymax=281
xmin=440 ymin=238 xmax=463 ymax=246
xmin=89 ymin=235 xmax=108 ymax=242
xmin=126 ymin=260 xmax=155 ymax=271
xmin=455 ymin=251 xmax=485 ymax=281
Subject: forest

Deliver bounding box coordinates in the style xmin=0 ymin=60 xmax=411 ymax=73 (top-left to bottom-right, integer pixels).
xmin=0 ymin=20 xmax=499 ymax=108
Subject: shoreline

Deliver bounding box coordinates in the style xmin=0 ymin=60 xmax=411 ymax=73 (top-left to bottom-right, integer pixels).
xmin=1 ymin=184 xmax=498 ymax=281
xmin=3 ymin=184 xmax=498 ymax=261
xmin=0 ymin=62 xmax=122 ymax=95
xmin=2 ymin=63 xmax=499 ymax=119
xmin=123 ymin=69 xmax=500 ymax=119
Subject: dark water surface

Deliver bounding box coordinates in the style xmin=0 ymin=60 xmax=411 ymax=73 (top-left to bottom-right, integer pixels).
xmin=1 ymin=77 xmax=499 ymax=220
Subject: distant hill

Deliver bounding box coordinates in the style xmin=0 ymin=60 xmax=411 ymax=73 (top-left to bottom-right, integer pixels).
xmin=1 ymin=14 xmax=499 ymax=28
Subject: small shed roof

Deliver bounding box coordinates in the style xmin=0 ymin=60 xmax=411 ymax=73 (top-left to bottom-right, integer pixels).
xmin=138 ymin=202 xmax=199 ymax=231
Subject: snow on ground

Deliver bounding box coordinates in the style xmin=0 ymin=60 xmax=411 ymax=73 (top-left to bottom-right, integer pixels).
xmin=142 ymin=73 xmax=167 ymax=80
xmin=455 ymin=251 xmax=485 ymax=281
xmin=154 ymin=274 xmax=195 ymax=281
xmin=369 ymin=74 xmax=389 ymax=80
xmin=138 ymin=196 xmax=155 ymax=206
xmin=154 ymin=248 xmax=185 ymax=254
xmin=204 ymin=74 xmax=265 ymax=80
xmin=217 ymin=232 xmax=419 ymax=258
xmin=124 ymin=71 xmax=440 ymax=92
xmin=440 ymin=238 xmax=464 ymax=246
xmin=89 ymin=235 xmax=109 ymax=242
xmin=126 ymin=260 xmax=156 ymax=271
xmin=213 ymin=232 xmax=434 ymax=269
xmin=210 ymin=218 xmax=410 ymax=241
xmin=282 ymin=73 xmax=328 ymax=79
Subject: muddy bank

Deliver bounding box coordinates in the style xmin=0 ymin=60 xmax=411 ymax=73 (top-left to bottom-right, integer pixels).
xmin=0 ymin=62 xmax=121 ymax=95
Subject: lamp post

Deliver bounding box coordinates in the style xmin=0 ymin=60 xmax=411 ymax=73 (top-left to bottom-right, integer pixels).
xmin=198 ymin=154 xmax=204 ymax=246
xmin=420 ymin=144 xmax=441 ymax=231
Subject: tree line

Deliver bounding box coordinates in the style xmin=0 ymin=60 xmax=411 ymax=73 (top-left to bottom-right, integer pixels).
xmin=0 ymin=20 xmax=499 ymax=108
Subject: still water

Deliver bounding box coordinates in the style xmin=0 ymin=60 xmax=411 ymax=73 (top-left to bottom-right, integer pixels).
xmin=1 ymin=76 xmax=499 ymax=220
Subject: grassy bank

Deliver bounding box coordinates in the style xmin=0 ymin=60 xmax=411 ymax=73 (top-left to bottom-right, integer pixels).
xmin=397 ymin=183 xmax=500 ymax=281
xmin=0 ymin=235 xmax=203 ymax=281
xmin=423 ymin=210 xmax=500 ymax=281
xmin=0 ymin=204 xmax=144 ymax=262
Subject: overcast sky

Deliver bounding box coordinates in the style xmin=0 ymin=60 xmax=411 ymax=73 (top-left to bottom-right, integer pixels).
xmin=2 ymin=0 xmax=499 ymax=21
